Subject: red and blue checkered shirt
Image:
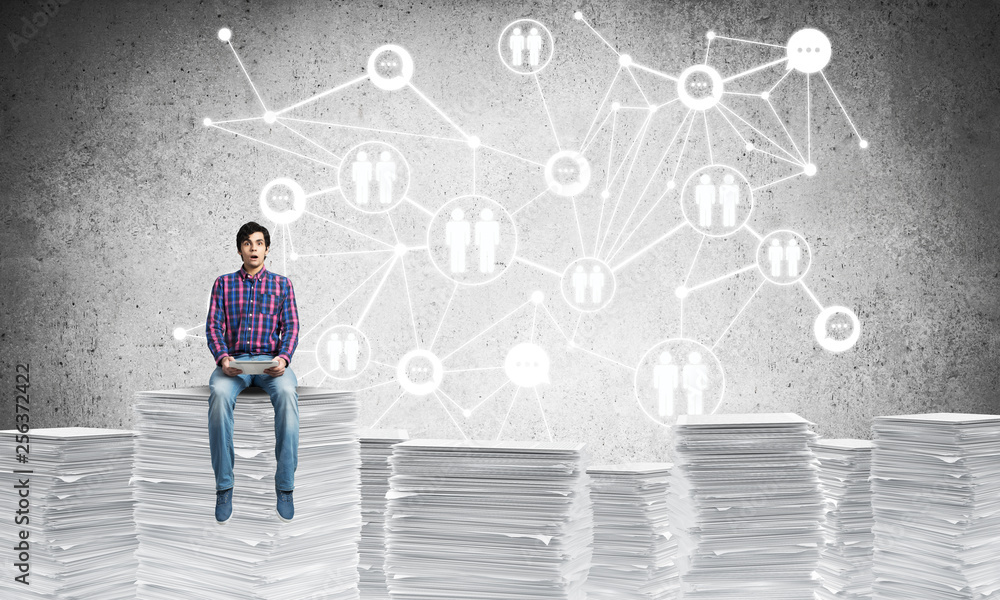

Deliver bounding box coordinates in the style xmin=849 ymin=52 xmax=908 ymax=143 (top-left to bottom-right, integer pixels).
xmin=206 ymin=265 xmax=300 ymax=366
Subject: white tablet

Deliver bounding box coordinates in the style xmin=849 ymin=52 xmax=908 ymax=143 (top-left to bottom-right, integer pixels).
xmin=229 ymin=359 xmax=278 ymax=375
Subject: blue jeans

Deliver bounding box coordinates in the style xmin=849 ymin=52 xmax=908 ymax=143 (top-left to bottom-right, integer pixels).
xmin=207 ymin=354 xmax=298 ymax=492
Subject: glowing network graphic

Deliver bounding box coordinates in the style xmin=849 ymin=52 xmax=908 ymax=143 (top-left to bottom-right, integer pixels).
xmin=179 ymin=15 xmax=869 ymax=440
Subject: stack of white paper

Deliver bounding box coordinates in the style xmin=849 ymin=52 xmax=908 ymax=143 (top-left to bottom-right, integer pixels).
xmin=0 ymin=427 xmax=138 ymax=599
xmin=358 ymin=428 xmax=408 ymax=600
xmin=666 ymin=413 xmax=823 ymax=600
xmin=586 ymin=463 xmax=678 ymax=600
xmin=384 ymin=439 xmax=593 ymax=600
xmin=871 ymin=413 xmax=1000 ymax=600
xmin=132 ymin=386 xmax=360 ymax=600
xmin=812 ymin=439 xmax=874 ymax=600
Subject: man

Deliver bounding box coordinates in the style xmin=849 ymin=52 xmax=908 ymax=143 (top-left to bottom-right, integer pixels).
xmin=205 ymin=221 xmax=300 ymax=524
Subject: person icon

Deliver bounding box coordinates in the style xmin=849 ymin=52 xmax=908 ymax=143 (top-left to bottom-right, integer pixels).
xmin=768 ymin=238 xmax=783 ymax=277
xmin=344 ymin=332 xmax=360 ymax=371
xmin=352 ymin=151 xmax=373 ymax=205
xmin=695 ymin=174 xmax=715 ymax=227
xmin=327 ymin=332 xmax=343 ymax=372
xmin=445 ymin=207 xmax=471 ymax=273
xmin=526 ymin=27 xmax=543 ymax=67
xmin=589 ymin=265 xmax=606 ymax=304
xmin=718 ymin=173 xmax=740 ymax=227
xmin=785 ymin=238 xmax=802 ymax=277
xmin=652 ymin=351 xmax=679 ymax=418
xmin=509 ymin=27 xmax=525 ymax=66
xmin=572 ymin=264 xmax=588 ymax=304
xmin=682 ymin=351 xmax=709 ymax=415
xmin=474 ymin=208 xmax=501 ymax=273
xmin=374 ymin=150 xmax=397 ymax=205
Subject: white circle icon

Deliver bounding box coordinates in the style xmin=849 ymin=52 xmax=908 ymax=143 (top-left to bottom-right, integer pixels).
xmin=396 ymin=349 xmax=443 ymax=396
xmin=367 ymin=44 xmax=414 ymax=91
xmin=504 ymin=342 xmax=551 ymax=387
xmin=316 ymin=325 xmax=371 ymax=381
xmin=677 ymin=65 xmax=724 ymax=111
xmin=756 ymin=230 xmax=812 ymax=285
xmin=337 ymin=141 xmax=411 ymax=213
xmin=634 ymin=338 xmax=725 ymax=427
xmin=427 ymin=195 xmax=518 ymax=286
xmin=545 ymin=150 xmax=591 ymax=197
xmin=497 ymin=20 xmax=554 ymax=75
xmin=680 ymin=165 xmax=754 ymax=237
xmin=259 ymin=178 xmax=306 ymax=225
xmin=560 ymin=258 xmax=616 ymax=313
xmin=814 ymin=306 xmax=860 ymax=352
xmin=786 ymin=29 xmax=832 ymax=74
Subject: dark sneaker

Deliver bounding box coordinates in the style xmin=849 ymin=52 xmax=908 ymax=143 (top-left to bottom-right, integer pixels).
xmin=215 ymin=488 xmax=233 ymax=524
xmin=276 ymin=488 xmax=294 ymax=522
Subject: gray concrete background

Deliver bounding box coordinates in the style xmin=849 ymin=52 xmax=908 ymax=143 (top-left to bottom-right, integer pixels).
xmin=0 ymin=0 xmax=997 ymax=463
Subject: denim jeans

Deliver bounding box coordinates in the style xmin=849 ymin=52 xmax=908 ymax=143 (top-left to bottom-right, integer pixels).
xmin=207 ymin=354 xmax=299 ymax=492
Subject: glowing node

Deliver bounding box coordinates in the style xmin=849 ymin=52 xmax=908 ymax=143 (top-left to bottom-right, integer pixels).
xmin=530 ymin=290 xmax=545 ymax=304
xmin=396 ymin=349 xmax=444 ymax=396
xmin=761 ymin=91 xmax=770 ymax=101
xmin=259 ymin=177 xmax=307 ymax=225
xmin=676 ymin=64 xmax=724 ymax=111
xmin=202 ymin=117 xmax=213 ymax=127
xmin=860 ymin=139 xmax=870 ymax=149
xmin=786 ymin=28 xmax=832 ymax=74
xmin=648 ymin=104 xmax=658 ymax=113
xmin=504 ymin=342 xmax=551 ymax=387
xmin=544 ymin=150 xmax=591 ymax=197
xmin=611 ymin=101 xmax=621 ymax=111
xmin=573 ymin=11 xmax=583 ymax=20
xmin=217 ymin=28 xmax=232 ymax=42
xmin=675 ymin=286 xmax=689 ymax=299
xmin=814 ymin=306 xmax=861 ymax=352
xmin=745 ymin=142 xmax=755 ymax=151
xmin=706 ymin=30 xmax=716 ymax=40
xmin=289 ymin=251 xmax=299 ymax=261
xmin=172 ymin=327 xmax=186 ymax=341
xmin=467 ymin=135 xmax=481 ymax=149
xmin=567 ymin=339 xmax=577 ymax=350
xmin=367 ymin=44 xmax=415 ymax=91
xmin=666 ymin=180 xmax=676 ymax=190
xmin=394 ymin=243 xmax=408 ymax=257
xmin=804 ymin=163 xmax=817 ymax=176
xmin=619 ymin=54 xmax=633 ymax=67
xmin=462 ymin=409 xmax=472 ymax=418
xmin=600 ymin=190 xmax=610 ymax=199
xmin=262 ymin=111 xmax=277 ymax=124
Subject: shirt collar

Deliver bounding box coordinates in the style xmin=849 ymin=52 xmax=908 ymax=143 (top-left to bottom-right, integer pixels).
xmin=239 ymin=264 xmax=268 ymax=281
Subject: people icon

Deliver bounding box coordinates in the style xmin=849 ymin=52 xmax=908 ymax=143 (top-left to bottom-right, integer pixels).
xmin=766 ymin=237 xmax=805 ymax=279
xmin=326 ymin=331 xmax=361 ymax=373
xmin=695 ymin=174 xmax=715 ymax=227
xmin=568 ymin=263 xmax=609 ymax=306
xmin=375 ymin=150 xmax=397 ymax=205
xmin=589 ymin=265 xmax=605 ymax=304
xmin=509 ymin=27 xmax=525 ymax=66
xmin=652 ymin=351 xmax=679 ymax=418
xmin=446 ymin=207 xmax=471 ymax=273
xmin=327 ymin=332 xmax=343 ymax=372
xmin=718 ymin=173 xmax=740 ymax=227
xmin=526 ymin=27 xmax=543 ymax=67
xmin=344 ymin=332 xmax=360 ymax=371
xmin=352 ymin=151 xmax=373 ymax=205
xmin=572 ymin=264 xmax=587 ymax=303
xmin=785 ymin=238 xmax=802 ymax=277
xmin=474 ymin=208 xmax=501 ymax=273
xmin=682 ymin=351 xmax=709 ymax=415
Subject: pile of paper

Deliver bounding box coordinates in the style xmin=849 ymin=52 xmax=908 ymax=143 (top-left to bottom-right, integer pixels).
xmin=871 ymin=413 xmax=1000 ymax=600
xmin=358 ymin=428 xmax=408 ymax=600
xmin=0 ymin=427 xmax=138 ymax=599
xmin=586 ymin=463 xmax=678 ymax=600
xmin=812 ymin=439 xmax=874 ymax=600
xmin=132 ymin=386 xmax=360 ymax=600
xmin=384 ymin=439 xmax=593 ymax=600
xmin=666 ymin=413 xmax=823 ymax=600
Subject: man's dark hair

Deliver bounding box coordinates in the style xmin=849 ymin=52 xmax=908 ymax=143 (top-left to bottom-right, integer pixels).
xmin=236 ymin=221 xmax=270 ymax=250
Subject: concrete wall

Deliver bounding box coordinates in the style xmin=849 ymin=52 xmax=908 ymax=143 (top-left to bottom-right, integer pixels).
xmin=1 ymin=0 xmax=997 ymax=463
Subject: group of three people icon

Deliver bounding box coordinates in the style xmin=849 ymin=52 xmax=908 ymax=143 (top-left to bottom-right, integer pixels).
xmin=767 ymin=238 xmax=804 ymax=278
xmin=445 ymin=207 xmax=501 ymax=274
xmin=326 ymin=332 xmax=361 ymax=372
xmin=571 ymin=264 xmax=607 ymax=305
xmin=652 ymin=351 xmax=710 ymax=417
xmin=508 ymin=27 xmax=544 ymax=67
xmin=351 ymin=150 xmax=397 ymax=206
xmin=695 ymin=173 xmax=742 ymax=227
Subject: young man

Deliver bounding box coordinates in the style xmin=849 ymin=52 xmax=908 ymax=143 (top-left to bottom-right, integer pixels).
xmin=205 ymin=221 xmax=300 ymax=524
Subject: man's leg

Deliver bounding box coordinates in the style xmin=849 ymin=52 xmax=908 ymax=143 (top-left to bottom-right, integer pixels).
xmin=208 ymin=363 xmax=251 ymax=491
xmin=255 ymin=363 xmax=299 ymax=492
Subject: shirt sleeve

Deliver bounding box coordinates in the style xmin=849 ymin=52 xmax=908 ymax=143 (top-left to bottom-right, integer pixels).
xmin=206 ymin=276 xmax=230 ymax=365
xmin=276 ymin=277 xmax=300 ymax=365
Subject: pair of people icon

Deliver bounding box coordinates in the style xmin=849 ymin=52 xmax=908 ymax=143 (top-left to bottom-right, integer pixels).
xmin=571 ymin=265 xmax=607 ymax=304
xmin=767 ymin=238 xmax=803 ymax=278
xmin=445 ymin=207 xmax=501 ymax=274
xmin=509 ymin=27 xmax=543 ymax=67
xmin=327 ymin=332 xmax=361 ymax=372
xmin=694 ymin=173 xmax=741 ymax=227
xmin=351 ymin=150 xmax=397 ymax=206
xmin=652 ymin=351 xmax=709 ymax=417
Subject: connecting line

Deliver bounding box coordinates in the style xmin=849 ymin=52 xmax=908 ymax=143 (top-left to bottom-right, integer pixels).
xmin=712 ymin=280 xmax=765 ymax=350
xmin=599 ymin=113 xmax=655 ymax=258
xmin=631 ymin=60 xmax=678 ymax=83
xmin=711 ymin=34 xmax=786 ymax=49
xmin=703 ymin=110 xmax=714 ymax=164
xmin=514 ymin=255 xmax=564 ymax=278
xmin=512 ymin=188 xmax=552 ymax=216
xmin=298 ymin=366 xmax=321 ymax=381
xmin=580 ymin=110 xmax=613 ymax=154
xmin=742 ymin=223 xmax=765 ymax=241
xmin=624 ymin=66 xmax=651 ymax=106
xmin=227 ymin=40 xmax=268 ymax=112
xmin=472 ymin=146 xmax=477 ymax=195
xmin=431 ymin=390 xmax=471 ymax=441
xmin=305 ymin=187 xmax=340 ymax=198
xmin=495 ymin=387 xmax=520 ymax=441
xmin=208 ymin=124 xmax=338 ymax=169
xmin=571 ymin=313 xmax=583 ymax=344
xmin=768 ymin=68 xmax=793 ymax=95
xmin=683 ymin=235 xmax=706 ymax=287
xmin=530 ymin=304 xmax=539 ymax=342
xmin=370 ymin=359 xmax=396 ymax=369
xmin=444 ymin=366 xmax=506 ymax=374
xmin=274 ymin=74 xmax=369 ymax=115
xmin=533 ymin=73 xmax=562 ymax=151
xmin=539 ymin=302 xmax=571 ymax=342
xmin=429 ymin=282 xmax=459 ymax=352
xmin=714 ymin=104 xmax=803 ymax=168
xmin=280 ymin=116 xmax=467 ymax=144
xmin=722 ymin=56 xmax=789 ymax=83
xmin=799 ymin=279 xmax=825 ymax=311
xmin=571 ymin=343 xmax=637 ymax=372
xmin=352 ymin=379 xmax=399 ymax=393
xmin=407 ymin=82 xmax=469 ymax=139
xmin=669 ymin=108 xmax=698 ymax=184
xmin=605 ymin=111 xmax=651 ymax=190
xmin=436 ymin=386 xmax=469 ymax=414
xmin=207 ymin=116 xmax=265 ymax=125
xmin=276 ymin=120 xmax=342 ymax=161
xmin=819 ymin=70 xmax=866 ymax=142
xmin=304 ymin=209 xmax=396 ymax=249
xmin=717 ymin=102 xmax=802 ymax=166
xmin=571 ymin=194 xmax=588 ymax=258
xmin=704 ymin=37 xmax=712 ymax=64
xmin=581 ymin=68 xmax=622 ymax=149
xmin=281 ymin=225 xmax=287 ymax=274
xmin=578 ymin=14 xmax=621 ymax=56
xmin=371 ymin=390 xmax=407 ymax=427
xmin=356 ymin=256 xmax=399 ymax=329
xmin=807 ymin=73 xmax=812 ymax=164
xmin=750 ymin=170 xmax=806 ymax=192
xmin=532 ymin=387 xmax=555 ymax=442
xmin=764 ymin=98 xmax=807 ymax=164
xmin=469 ymin=379 xmax=512 ymax=413
xmin=441 ymin=300 xmax=533 ymax=362
xmin=396 ymin=251 xmax=422 ymax=349
xmin=686 ymin=263 xmax=758 ymax=294
xmin=611 ymin=221 xmax=688 ymax=273
xmin=284 ymin=223 xmax=296 ymax=256
xmin=404 ymin=197 xmax=435 ymax=218
xmin=479 ymin=142 xmax=547 ymax=168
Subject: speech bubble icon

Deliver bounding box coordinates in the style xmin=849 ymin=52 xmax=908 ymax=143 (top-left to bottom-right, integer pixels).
xmin=786 ymin=28 xmax=832 ymax=74
xmin=504 ymin=342 xmax=551 ymax=387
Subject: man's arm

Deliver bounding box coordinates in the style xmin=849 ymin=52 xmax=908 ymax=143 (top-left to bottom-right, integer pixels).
xmin=206 ymin=277 xmax=231 ymax=366
xmin=275 ymin=277 xmax=300 ymax=366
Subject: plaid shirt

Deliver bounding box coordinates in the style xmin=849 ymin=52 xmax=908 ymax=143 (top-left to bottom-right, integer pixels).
xmin=206 ymin=265 xmax=299 ymax=366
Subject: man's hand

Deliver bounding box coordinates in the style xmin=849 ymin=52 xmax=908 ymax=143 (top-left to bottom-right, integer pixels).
xmin=221 ymin=356 xmax=243 ymax=377
xmin=263 ymin=357 xmax=287 ymax=377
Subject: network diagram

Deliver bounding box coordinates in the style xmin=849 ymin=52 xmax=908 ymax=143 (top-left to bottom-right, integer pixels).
xmin=176 ymin=12 xmax=868 ymax=440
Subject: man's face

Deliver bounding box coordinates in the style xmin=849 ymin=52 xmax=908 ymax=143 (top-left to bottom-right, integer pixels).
xmin=238 ymin=231 xmax=268 ymax=271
